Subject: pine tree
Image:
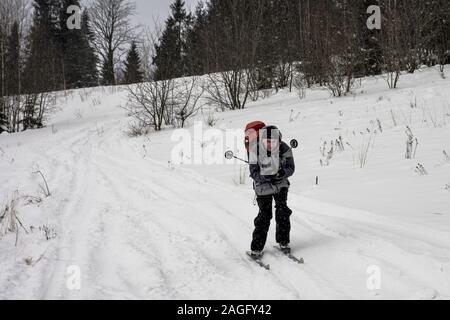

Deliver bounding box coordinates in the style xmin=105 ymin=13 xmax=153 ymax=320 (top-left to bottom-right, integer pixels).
xmin=79 ymin=10 xmax=99 ymax=87
xmin=185 ymin=2 xmax=207 ymax=75
xmin=101 ymin=55 xmax=115 ymax=85
xmin=0 ymin=26 xmax=6 ymax=133
xmin=6 ymin=22 xmax=20 ymax=95
xmin=153 ymin=0 xmax=192 ymax=80
xmin=58 ymin=2 xmax=99 ymax=89
xmin=123 ymin=41 xmax=143 ymax=84
xmin=59 ymin=0 xmax=86 ymax=89
xmin=23 ymin=0 xmax=64 ymax=94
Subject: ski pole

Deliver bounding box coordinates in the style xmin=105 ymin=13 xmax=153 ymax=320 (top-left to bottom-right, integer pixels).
xmin=224 ymin=151 xmax=248 ymax=164
xmin=225 ymin=140 xmax=299 ymax=164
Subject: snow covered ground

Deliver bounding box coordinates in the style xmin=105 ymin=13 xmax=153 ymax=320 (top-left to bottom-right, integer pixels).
xmin=1 ymin=66 xmax=450 ymax=300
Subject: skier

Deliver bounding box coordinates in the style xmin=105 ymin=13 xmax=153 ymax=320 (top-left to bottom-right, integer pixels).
xmin=245 ymin=123 xmax=296 ymax=259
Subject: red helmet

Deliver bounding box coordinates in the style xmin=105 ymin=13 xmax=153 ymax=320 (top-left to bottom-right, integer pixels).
xmin=245 ymin=121 xmax=266 ymax=152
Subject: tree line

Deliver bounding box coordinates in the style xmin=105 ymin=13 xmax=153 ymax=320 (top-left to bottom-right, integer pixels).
xmin=1 ymin=0 xmax=449 ymax=134
xmin=153 ymin=0 xmax=449 ymax=101
xmin=0 ymin=0 xmax=143 ymax=134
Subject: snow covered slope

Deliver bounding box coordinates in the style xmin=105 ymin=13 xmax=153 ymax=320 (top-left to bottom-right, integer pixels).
xmin=1 ymin=66 xmax=450 ymax=300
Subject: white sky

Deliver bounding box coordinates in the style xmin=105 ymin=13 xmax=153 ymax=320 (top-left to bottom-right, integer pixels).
xmin=132 ymin=0 xmax=199 ymax=30
xmin=78 ymin=0 xmax=199 ymax=31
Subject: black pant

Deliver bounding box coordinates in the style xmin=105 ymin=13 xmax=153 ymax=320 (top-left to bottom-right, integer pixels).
xmin=251 ymin=188 xmax=292 ymax=252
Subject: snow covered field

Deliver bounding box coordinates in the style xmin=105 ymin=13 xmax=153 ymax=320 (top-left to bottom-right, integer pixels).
xmin=1 ymin=66 xmax=450 ymax=300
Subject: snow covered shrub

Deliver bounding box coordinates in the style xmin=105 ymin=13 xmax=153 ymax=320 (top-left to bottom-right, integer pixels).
xmin=289 ymin=110 xmax=301 ymax=123
xmin=326 ymin=73 xmax=347 ymax=98
xmin=173 ymin=77 xmax=205 ymax=128
xmin=205 ymin=70 xmax=252 ymax=111
xmin=127 ymin=121 xmax=150 ymax=137
xmin=405 ymin=126 xmax=418 ymax=159
xmin=293 ymin=73 xmax=307 ymax=100
xmin=444 ymin=151 xmax=450 ymax=163
xmin=125 ymin=79 xmax=175 ymax=132
xmin=205 ymin=113 xmax=218 ymax=127
xmin=22 ymin=92 xmax=57 ymax=131
xmin=78 ymin=89 xmax=92 ymax=103
xmin=348 ymin=134 xmax=375 ymax=169
xmin=415 ymin=163 xmax=428 ymax=176
xmin=320 ymin=141 xmax=335 ymax=167
xmin=40 ymin=225 xmax=57 ymax=241
xmin=335 ymin=136 xmax=345 ymax=152
xmin=325 ymin=56 xmax=354 ymax=97
xmin=390 ymin=109 xmax=398 ymax=127
xmin=32 ymin=166 xmax=51 ymax=198
xmin=377 ymin=119 xmax=383 ymax=133
xmin=0 ymin=191 xmax=19 ymax=239
xmin=438 ymin=64 xmax=446 ymax=79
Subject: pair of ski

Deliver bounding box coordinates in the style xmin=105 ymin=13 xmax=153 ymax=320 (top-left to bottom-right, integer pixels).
xmin=246 ymin=246 xmax=304 ymax=270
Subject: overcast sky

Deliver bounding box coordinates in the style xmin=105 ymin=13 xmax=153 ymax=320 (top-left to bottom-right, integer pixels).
xmin=132 ymin=0 xmax=199 ymax=30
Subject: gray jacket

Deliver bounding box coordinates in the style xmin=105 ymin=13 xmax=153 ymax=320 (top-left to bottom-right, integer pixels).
xmin=249 ymin=141 xmax=295 ymax=196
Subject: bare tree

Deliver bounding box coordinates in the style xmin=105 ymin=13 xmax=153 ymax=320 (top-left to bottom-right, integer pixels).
xmin=0 ymin=0 xmax=29 ymax=133
xmin=137 ymin=24 xmax=161 ymax=81
xmin=205 ymin=70 xmax=252 ymax=111
xmin=90 ymin=0 xmax=136 ymax=85
xmin=125 ymin=79 xmax=175 ymax=132
xmin=174 ymin=77 xmax=205 ymax=128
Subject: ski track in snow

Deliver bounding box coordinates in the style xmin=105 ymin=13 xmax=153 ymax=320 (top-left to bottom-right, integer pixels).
xmin=1 ymin=67 xmax=450 ymax=299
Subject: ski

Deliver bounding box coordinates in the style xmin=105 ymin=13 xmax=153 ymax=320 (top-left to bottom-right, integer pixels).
xmin=246 ymin=252 xmax=270 ymax=270
xmin=274 ymin=246 xmax=304 ymax=264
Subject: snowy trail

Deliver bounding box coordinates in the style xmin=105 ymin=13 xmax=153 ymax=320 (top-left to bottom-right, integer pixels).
xmin=2 ymin=67 xmax=450 ymax=299
xmin=13 ymin=118 xmax=346 ymax=299
xmin=0 ymin=115 xmax=448 ymax=300
xmin=20 ymin=118 xmax=445 ymax=300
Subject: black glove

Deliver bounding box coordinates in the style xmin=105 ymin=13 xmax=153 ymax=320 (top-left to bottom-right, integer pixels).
xmin=273 ymin=169 xmax=286 ymax=181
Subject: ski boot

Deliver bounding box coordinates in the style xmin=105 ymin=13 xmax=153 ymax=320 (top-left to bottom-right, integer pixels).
xmin=279 ymin=243 xmax=291 ymax=255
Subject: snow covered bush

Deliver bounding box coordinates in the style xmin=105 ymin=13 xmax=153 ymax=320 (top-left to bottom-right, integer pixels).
xmin=415 ymin=163 xmax=428 ymax=176
xmin=205 ymin=112 xmax=218 ymax=127
xmin=32 ymin=167 xmax=51 ymax=198
xmin=293 ymin=73 xmax=307 ymax=100
xmin=0 ymin=191 xmax=24 ymax=246
xmin=320 ymin=140 xmax=335 ymax=167
xmin=125 ymin=77 xmax=204 ymax=133
xmin=205 ymin=70 xmax=253 ymax=111
xmin=173 ymin=77 xmax=205 ymax=128
xmin=405 ymin=126 xmax=418 ymax=159
xmin=444 ymin=151 xmax=450 ymax=163
xmin=125 ymin=79 xmax=175 ymax=132
xmin=127 ymin=120 xmax=150 ymax=137
xmin=325 ymin=56 xmax=354 ymax=97
xmin=0 ymin=192 xmax=18 ymax=237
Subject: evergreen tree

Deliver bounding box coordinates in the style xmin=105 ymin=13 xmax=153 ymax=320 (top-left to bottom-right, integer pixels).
xmin=6 ymin=22 xmax=21 ymax=95
xmin=123 ymin=41 xmax=143 ymax=84
xmin=58 ymin=2 xmax=99 ymax=89
xmin=58 ymin=0 xmax=85 ymax=88
xmin=101 ymin=54 xmax=115 ymax=85
xmin=153 ymin=0 xmax=192 ymax=80
xmin=79 ymin=10 xmax=99 ymax=87
xmin=0 ymin=26 xmax=6 ymax=133
xmin=185 ymin=2 xmax=208 ymax=75
xmin=23 ymin=0 xmax=64 ymax=94
xmin=355 ymin=0 xmax=382 ymax=76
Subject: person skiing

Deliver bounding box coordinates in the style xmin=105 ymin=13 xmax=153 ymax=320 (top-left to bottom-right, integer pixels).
xmin=245 ymin=124 xmax=296 ymax=259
